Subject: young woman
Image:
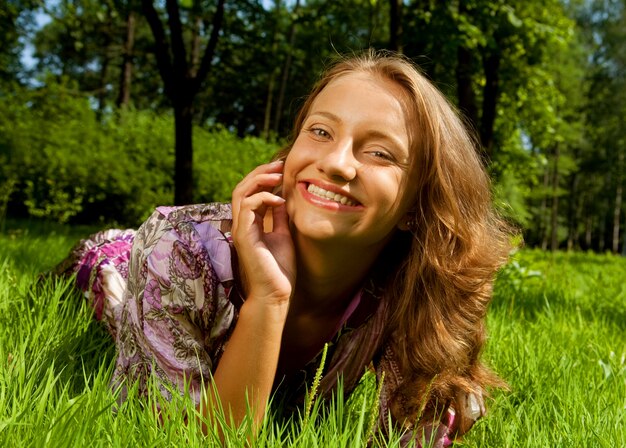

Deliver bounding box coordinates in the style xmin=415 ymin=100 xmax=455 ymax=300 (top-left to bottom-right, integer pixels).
xmin=57 ymin=51 xmax=512 ymax=446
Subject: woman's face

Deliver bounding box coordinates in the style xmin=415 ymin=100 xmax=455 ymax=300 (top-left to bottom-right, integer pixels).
xmin=282 ymin=72 xmax=416 ymax=250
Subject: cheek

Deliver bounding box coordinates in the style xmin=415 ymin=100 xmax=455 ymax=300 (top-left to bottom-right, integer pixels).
xmin=283 ymin=143 xmax=312 ymax=178
xmin=362 ymin=168 xmax=407 ymax=204
xmin=281 ymin=155 xmax=300 ymax=199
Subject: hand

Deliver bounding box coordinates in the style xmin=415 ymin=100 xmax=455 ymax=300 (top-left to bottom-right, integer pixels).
xmin=231 ymin=160 xmax=295 ymax=308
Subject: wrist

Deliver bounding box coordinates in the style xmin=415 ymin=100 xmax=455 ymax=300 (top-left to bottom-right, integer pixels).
xmin=240 ymin=295 xmax=290 ymax=324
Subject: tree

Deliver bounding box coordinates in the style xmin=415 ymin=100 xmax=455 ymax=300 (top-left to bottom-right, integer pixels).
xmin=389 ymin=0 xmax=403 ymax=53
xmin=6 ymin=0 xmax=624 ymax=251
xmin=0 ymin=0 xmax=41 ymax=89
xmin=568 ymin=0 xmax=626 ymax=253
xmin=141 ymin=0 xmax=225 ymax=204
xmin=117 ymin=3 xmax=138 ymax=108
xmin=31 ymin=0 xmax=157 ymax=113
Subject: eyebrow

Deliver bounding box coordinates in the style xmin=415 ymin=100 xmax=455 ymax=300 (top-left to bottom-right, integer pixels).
xmin=308 ymin=111 xmax=343 ymax=124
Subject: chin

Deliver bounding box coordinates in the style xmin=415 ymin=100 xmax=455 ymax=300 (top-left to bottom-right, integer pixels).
xmin=292 ymin=218 xmax=341 ymax=241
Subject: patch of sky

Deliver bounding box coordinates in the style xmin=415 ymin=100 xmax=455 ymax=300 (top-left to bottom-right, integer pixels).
xmin=20 ymin=6 xmax=53 ymax=80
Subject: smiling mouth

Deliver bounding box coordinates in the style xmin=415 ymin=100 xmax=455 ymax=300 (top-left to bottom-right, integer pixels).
xmin=306 ymin=183 xmax=358 ymax=206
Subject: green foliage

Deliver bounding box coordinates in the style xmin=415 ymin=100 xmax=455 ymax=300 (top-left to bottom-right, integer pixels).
xmin=492 ymin=168 xmax=533 ymax=228
xmin=194 ymin=128 xmax=279 ymax=204
xmin=0 ymin=80 xmax=171 ymax=225
xmin=0 ymin=82 xmax=279 ymax=226
xmin=2 ymin=0 xmax=624 ymax=251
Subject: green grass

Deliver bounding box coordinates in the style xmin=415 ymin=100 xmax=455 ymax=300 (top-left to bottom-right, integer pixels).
xmin=1 ymin=221 xmax=625 ymax=446
xmin=467 ymin=250 xmax=626 ymax=447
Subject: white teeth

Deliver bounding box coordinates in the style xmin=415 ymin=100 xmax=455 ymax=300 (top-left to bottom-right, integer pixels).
xmin=307 ymin=184 xmax=356 ymax=206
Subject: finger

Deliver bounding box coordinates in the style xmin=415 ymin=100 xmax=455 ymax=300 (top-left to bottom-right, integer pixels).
xmin=239 ymin=191 xmax=286 ymax=216
xmin=236 ymin=161 xmax=284 ymax=190
xmin=250 ymin=159 xmax=285 ymax=174
xmin=232 ymin=161 xmax=284 ymax=216
xmin=232 ymin=173 xmax=283 ymax=225
xmin=271 ymin=202 xmax=290 ymax=236
xmin=236 ymin=173 xmax=283 ymax=198
xmin=234 ymin=192 xmax=286 ymax=234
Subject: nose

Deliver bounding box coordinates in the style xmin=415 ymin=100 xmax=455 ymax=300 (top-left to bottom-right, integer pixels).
xmin=317 ymin=138 xmax=358 ymax=182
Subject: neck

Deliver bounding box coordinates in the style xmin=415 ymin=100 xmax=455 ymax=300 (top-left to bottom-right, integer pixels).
xmin=290 ymin=233 xmax=387 ymax=316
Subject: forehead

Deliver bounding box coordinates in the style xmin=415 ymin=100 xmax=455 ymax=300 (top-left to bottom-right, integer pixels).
xmin=312 ymin=71 xmax=409 ymax=113
xmin=310 ymin=72 xmax=410 ymax=134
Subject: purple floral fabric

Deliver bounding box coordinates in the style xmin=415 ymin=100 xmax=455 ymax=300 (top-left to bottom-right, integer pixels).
xmin=111 ymin=203 xmax=238 ymax=401
xmin=56 ymin=228 xmax=135 ymax=338
xmin=60 ymin=202 xmax=479 ymax=447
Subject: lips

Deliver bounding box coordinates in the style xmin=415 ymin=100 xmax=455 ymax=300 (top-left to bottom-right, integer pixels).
xmin=297 ymin=180 xmax=363 ymax=209
xmin=306 ymin=183 xmax=358 ymax=206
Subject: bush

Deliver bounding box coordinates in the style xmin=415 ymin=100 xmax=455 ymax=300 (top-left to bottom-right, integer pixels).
xmin=194 ymin=127 xmax=279 ymax=203
xmin=0 ymin=81 xmax=279 ymax=226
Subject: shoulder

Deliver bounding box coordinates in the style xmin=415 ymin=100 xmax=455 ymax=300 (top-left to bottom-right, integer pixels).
xmin=136 ymin=202 xmax=233 ymax=248
xmin=131 ymin=202 xmax=236 ymax=284
xmin=154 ymin=202 xmax=233 ymax=227
xmin=138 ymin=203 xmax=232 ymax=241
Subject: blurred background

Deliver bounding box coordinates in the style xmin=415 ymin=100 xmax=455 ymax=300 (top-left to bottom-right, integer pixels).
xmin=1 ymin=0 xmax=624 ymax=254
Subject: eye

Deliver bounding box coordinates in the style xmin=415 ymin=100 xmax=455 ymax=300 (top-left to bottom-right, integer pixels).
xmin=371 ymin=150 xmax=389 ymax=159
xmin=306 ymin=126 xmax=333 ymax=141
xmin=311 ymin=128 xmax=331 ymax=138
xmin=367 ymin=149 xmax=394 ymax=161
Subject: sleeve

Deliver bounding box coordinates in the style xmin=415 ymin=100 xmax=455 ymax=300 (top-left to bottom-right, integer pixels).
xmin=112 ymin=208 xmax=237 ymax=404
xmin=50 ymin=228 xmax=135 ymax=338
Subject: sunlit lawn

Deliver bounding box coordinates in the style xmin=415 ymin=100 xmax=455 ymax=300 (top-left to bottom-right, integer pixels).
xmin=1 ymin=219 xmax=624 ymax=446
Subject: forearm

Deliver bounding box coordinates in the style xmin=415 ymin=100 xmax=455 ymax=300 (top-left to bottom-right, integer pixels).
xmin=200 ymin=298 xmax=288 ymax=432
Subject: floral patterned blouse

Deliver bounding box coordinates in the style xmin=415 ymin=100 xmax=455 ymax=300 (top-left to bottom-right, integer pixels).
xmin=58 ymin=203 xmax=483 ymax=447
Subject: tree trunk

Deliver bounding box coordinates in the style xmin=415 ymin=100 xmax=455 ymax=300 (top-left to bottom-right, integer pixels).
xmin=263 ymin=73 xmax=277 ymax=139
xmin=273 ymin=0 xmax=300 ymax=135
xmin=613 ymin=182 xmax=623 ymax=253
xmin=540 ymin=164 xmax=550 ymax=250
xmin=612 ymin=150 xmax=623 ymax=253
xmin=480 ymin=50 xmax=501 ymax=160
xmin=456 ymin=45 xmax=478 ymax=132
xmin=585 ymin=214 xmax=592 ymax=249
xmin=407 ymin=0 xmax=433 ymax=78
xmin=368 ymin=0 xmax=374 ymax=39
xmin=456 ymin=0 xmax=478 ymax=133
xmin=189 ymin=15 xmax=202 ymax=78
xmin=566 ymin=172 xmax=580 ymax=251
xmin=389 ymin=0 xmax=403 ymax=54
xmin=263 ymin=0 xmax=282 ymax=139
xmin=550 ymin=144 xmax=560 ymax=251
xmin=174 ymin=104 xmax=194 ymax=205
xmin=117 ymin=10 xmax=136 ymax=108
xmin=598 ymin=195 xmax=607 ymax=252
xmin=574 ymin=191 xmax=585 ymax=249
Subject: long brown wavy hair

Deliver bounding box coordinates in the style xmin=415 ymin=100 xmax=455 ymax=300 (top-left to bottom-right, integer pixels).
xmin=275 ymin=50 xmax=513 ymax=433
